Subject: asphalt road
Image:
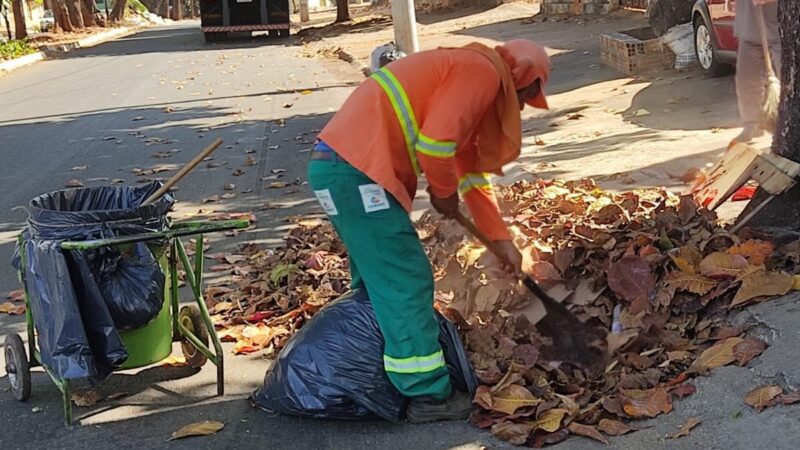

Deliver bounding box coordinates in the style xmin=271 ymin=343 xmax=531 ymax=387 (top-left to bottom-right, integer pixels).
xmin=1 ymin=21 xmax=799 ymax=450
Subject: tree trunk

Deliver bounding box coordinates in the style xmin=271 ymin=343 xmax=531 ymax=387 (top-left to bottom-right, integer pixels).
xmin=159 ymin=0 xmax=168 ymax=18
xmin=55 ymin=0 xmax=74 ymax=32
xmin=109 ymin=0 xmax=127 ymax=22
xmin=171 ymin=0 xmax=182 ymax=20
xmin=646 ymin=0 xmax=695 ymax=36
xmin=65 ymin=0 xmax=84 ymax=28
xmin=2 ymin=11 xmax=12 ymax=40
xmin=737 ymin=0 xmax=800 ymax=231
xmin=81 ymin=0 xmax=95 ymax=27
xmin=189 ymin=0 xmax=197 ymax=19
xmin=12 ymin=0 xmax=27 ymax=39
xmin=335 ymin=0 xmax=350 ymax=23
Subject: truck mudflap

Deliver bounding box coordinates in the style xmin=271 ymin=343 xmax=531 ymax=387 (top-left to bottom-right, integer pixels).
xmin=201 ymin=24 xmax=290 ymax=32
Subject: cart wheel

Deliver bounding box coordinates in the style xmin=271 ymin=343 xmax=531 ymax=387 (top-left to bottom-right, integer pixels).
xmin=179 ymin=305 xmax=209 ymax=368
xmin=4 ymin=334 xmax=31 ymax=402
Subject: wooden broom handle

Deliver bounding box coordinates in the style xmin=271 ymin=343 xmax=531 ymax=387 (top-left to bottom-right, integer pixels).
xmin=755 ymin=4 xmax=775 ymax=77
xmin=141 ymin=138 xmax=223 ymax=206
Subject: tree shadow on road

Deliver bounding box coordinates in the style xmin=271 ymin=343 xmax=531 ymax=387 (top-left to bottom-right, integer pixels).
xmin=52 ymin=25 xmax=297 ymax=59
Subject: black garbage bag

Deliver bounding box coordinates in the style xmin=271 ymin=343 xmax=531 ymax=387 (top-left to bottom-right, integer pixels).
xmin=12 ymin=182 xmax=173 ymax=381
xmin=251 ymin=289 xmax=477 ymax=422
xmin=94 ymin=242 xmax=165 ymax=331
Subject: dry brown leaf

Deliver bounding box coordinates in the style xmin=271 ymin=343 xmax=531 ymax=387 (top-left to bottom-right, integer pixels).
xmin=567 ymin=422 xmax=609 ymax=445
xmin=607 ymin=255 xmax=655 ymax=302
xmin=619 ymin=388 xmax=672 ymax=418
xmin=745 ymin=385 xmax=782 ymax=411
xmin=244 ymin=155 xmax=257 ymax=166
xmin=491 ymin=385 xmax=543 ymax=415
xmin=670 ymin=383 xmax=697 ymax=399
xmin=668 ymin=417 xmax=701 ymax=439
xmin=597 ymin=418 xmax=633 ymax=436
xmin=670 ymin=245 xmax=702 ymax=273
xmin=775 ymin=391 xmax=800 ymax=405
xmin=268 ymin=182 xmax=288 ymax=189
xmin=71 ymin=389 xmax=102 ymax=407
xmin=689 ymin=337 xmax=744 ymax=373
xmin=531 ymin=408 xmax=568 ymax=432
xmin=665 ymin=271 xmax=717 ymax=295
xmin=490 ymin=421 xmax=533 ymax=446
xmin=65 ymin=179 xmax=85 ymax=188
xmin=0 ymin=302 xmax=26 ymax=315
xmin=202 ymin=195 xmax=221 ymax=204
xmin=699 ymin=252 xmax=749 ymax=279
xmin=731 ymin=270 xmax=793 ymax=308
xmin=732 ymin=339 xmax=767 ymax=366
xmin=728 ymin=240 xmax=773 ymax=265
xmin=162 ymin=355 xmax=188 ymax=367
xmin=168 ymin=420 xmax=225 ymax=441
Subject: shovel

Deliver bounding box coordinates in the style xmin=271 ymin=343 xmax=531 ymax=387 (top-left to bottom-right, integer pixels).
xmin=454 ymin=212 xmax=607 ymax=370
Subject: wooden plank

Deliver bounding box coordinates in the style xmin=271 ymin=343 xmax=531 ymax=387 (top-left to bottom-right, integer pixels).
xmin=693 ymin=143 xmax=761 ymax=210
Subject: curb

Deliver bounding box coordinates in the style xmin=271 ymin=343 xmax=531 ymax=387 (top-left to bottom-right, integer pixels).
xmin=0 ymin=25 xmax=146 ymax=75
xmin=0 ymin=52 xmax=45 ymax=73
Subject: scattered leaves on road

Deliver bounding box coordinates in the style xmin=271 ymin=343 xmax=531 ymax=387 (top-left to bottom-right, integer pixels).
xmin=65 ymin=179 xmax=85 ymax=188
xmin=745 ymin=385 xmax=783 ymax=412
xmin=168 ymin=420 xmax=224 ymax=441
xmin=668 ymin=417 xmax=701 ymax=439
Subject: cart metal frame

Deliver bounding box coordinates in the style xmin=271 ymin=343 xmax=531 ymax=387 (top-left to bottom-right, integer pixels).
xmin=5 ymin=219 xmax=249 ymax=425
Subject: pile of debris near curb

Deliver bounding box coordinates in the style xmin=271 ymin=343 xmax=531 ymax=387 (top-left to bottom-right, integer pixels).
xmin=206 ymin=178 xmax=800 ymax=446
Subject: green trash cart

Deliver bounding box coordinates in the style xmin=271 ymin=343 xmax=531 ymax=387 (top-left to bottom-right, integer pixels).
xmin=4 ymin=219 xmax=249 ymax=425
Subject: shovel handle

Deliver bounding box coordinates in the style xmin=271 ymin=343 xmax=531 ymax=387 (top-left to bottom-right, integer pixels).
xmin=141 ymin=138 xmax=223 ymax=206
xmin=454 ymin=212 xmax=504 ymax=259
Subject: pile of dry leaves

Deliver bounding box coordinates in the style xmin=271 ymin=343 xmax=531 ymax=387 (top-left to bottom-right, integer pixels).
xmin=418 ymin=178 xmax=800 ymax=446
xmin=204 ymin=218 xmax=350 ymax=355
xmin=205 ymin=178 xmax=800 ymax=446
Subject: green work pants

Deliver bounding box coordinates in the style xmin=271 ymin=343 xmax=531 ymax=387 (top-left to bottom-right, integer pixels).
xmin=307 ymin=157 xmax=452 ymax=400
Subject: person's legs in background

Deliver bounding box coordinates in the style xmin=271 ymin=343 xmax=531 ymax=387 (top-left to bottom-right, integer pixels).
xmin=734 ymin=40 xmax=767 ymax=143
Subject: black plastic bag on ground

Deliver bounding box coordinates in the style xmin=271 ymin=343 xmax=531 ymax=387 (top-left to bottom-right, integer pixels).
xmin=12 ymin=182 xmax=173 ymax=381
xmin=251 ymin=289 xmax=477 ymax=422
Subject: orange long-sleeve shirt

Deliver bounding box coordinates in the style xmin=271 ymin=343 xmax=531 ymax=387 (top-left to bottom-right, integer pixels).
xmin=318 ymin=48 xmax=512 ymax=241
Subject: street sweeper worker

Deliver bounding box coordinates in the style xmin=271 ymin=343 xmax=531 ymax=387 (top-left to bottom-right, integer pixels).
xmin=307 ymin=39 xmax=551 ymax=423
xmin=731 ymin=0 xmax=780 ymax=144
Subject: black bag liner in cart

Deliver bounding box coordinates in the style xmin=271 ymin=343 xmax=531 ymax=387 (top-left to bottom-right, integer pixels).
xmin=12 ymin=182 xmax=173 ymax=381
xmin=251 ymin=289 xmax=478 ymax=422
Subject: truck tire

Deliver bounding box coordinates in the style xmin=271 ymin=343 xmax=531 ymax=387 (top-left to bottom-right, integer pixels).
xmin=204 ymin=32 xmax=226 ymax=43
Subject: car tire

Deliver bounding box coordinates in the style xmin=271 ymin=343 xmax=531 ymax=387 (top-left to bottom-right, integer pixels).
xmin=694 ymin=17 xmax=728 ymax=78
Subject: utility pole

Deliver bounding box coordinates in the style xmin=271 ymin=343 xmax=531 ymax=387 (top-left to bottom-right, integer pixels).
xmin=391 ymin=0 xmax=419 ymax=54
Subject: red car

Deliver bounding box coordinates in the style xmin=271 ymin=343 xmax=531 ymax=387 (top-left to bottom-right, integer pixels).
xmin=693 ymin=0 xmax=738 ymax=77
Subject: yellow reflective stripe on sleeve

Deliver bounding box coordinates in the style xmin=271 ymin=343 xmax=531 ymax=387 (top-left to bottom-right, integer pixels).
xmin=370 ymin=68 xmax=422 ymax=175
xmin=416 ymin=134 xmax=456 ymax=158
xmin=383 ymin=350 xmax=446 ymax=374
xmin=458 ymin=173 xmax=493 ymax=195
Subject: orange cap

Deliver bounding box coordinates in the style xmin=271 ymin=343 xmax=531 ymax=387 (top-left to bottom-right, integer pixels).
xmin=495 ymin=40 xmax=551 ymax=110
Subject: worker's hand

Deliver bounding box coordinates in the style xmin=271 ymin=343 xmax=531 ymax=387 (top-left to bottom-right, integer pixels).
xmin=493 ymin=240 xmax=523 ymax=278
xmin=429 ymin=191 xmax=459 ymax=218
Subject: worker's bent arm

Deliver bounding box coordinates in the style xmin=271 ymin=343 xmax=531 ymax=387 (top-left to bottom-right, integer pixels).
xmin=415 ymin=55 xmax=501 ymax=198
xmin=456 ymin=144 xmax=512 ymax=241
